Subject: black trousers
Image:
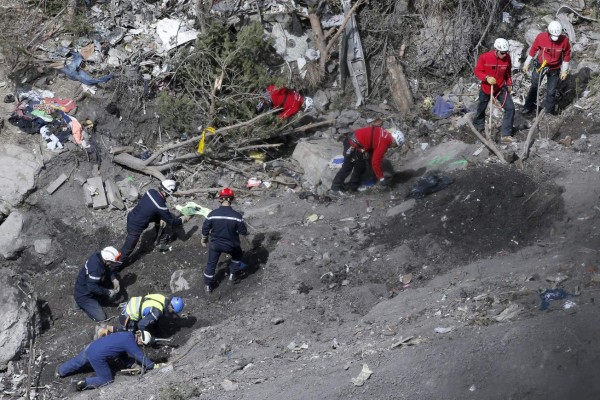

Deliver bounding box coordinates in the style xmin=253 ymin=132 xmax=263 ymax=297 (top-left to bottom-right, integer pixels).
xmin=331 ymin=137 xmax=368 ymax=192
xmin=524 ymin=68 xmax=560 ymax=113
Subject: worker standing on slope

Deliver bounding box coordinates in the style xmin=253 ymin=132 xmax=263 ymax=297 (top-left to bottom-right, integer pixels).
xmin=201 ymin=188 xmax=248 ymax=293
xmin=521 ymin=21 xmax=571 ymax=116
xmin=473 ymin=38 xmax=515 ymax=143
xmin=119 ymin=179 xmax=190 ymax=268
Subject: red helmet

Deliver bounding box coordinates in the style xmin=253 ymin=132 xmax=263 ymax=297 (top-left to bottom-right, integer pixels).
xmin=218 ymin=187 xmax=235 ymax=200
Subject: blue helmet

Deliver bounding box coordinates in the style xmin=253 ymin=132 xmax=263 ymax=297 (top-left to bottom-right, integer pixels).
xmin=170 ymin=297 xmax=185 ymax=314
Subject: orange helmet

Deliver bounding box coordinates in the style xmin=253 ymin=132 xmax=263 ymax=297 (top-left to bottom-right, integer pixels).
xmin=218 ymin=187 xmax=235 ymax=200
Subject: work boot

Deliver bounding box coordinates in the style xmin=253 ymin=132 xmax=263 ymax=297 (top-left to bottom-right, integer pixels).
xmin=205 ymin=284 xmax=213 ymax=294
xmin=75 ymin=380 xmax=87 ymax=391
xmin=501 ymin=136 xmax=514 ymax=144
xmin=229 ymin=271 xmax=247 ymax=285
xmin=54 ymin=365 xmax=63 ymax=379
xmin=329 ymin=189 xmax=346 ymax=197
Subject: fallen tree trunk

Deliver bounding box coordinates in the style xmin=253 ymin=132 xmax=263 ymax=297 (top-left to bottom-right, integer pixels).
xmin=113 ymin=153 xmax=166 ymax=181
xmin=386 ymin=54 xmax=414 ymax=113
xmin=467 ymin=120 xmax=508 ymax=164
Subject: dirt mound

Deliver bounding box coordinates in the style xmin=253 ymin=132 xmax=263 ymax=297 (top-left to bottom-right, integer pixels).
xmin=382 ymin=164 xmax=564 ymax=265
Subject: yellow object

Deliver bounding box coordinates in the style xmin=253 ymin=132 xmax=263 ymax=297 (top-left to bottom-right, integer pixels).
xmin=248 ymin=151 xmax=266 ymax=163
xmin=536 ymin=60 xmax=548 ymax=73
xmin=197 ymin=126 xmax=216 ymax=154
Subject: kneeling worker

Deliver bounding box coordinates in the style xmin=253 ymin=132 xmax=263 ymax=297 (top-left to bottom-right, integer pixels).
xmin=74 ymin=247 xmax=122 ymax=322
xmin=56 ymin=330 xmax=166 ymax=391
xmin=95 ymin=294 xmax=185 ymax=338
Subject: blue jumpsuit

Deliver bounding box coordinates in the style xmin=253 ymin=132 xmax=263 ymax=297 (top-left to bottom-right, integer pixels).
xmin=58 ymin=331 xmax=154 ymax=389
xmin=120 ymin=188 xmax=183 ymax=264
xmin=201 ymin=205 xmax=248 ymax=285
xmin=74 ymin=252 xmax=115 ymax=321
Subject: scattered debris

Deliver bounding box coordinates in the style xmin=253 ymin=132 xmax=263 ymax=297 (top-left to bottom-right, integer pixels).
xmin=492 ymin=303 xmax=521 ymax=322
xmin=351 ymin=364 xmax=373 ymax=387
xmin=45 ymin=173 xmax=68 ymax=195
xmin=391 ymin=336 xmax=423 ymax=349
xmin=287 ymin=342 xmax=308 ymax=352
xmin=539 ymin=288 xmax=577 ymax=310
xmin=434 ymin=327 xmax=453 ymax=334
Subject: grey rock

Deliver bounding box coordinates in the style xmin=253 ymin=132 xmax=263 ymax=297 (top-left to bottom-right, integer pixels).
xmin=313 ymin=90 xmax=330 ymax=112
xmin=386 ymin=199 xmax=416 ymax=217
xmin=170 ymin=270 xmax=190 ymax=293
xmin=572 ymin=137 xmax=588 ymax=152
xmin=0 ymin=268 xmax=37 ymax=368
xmin=0 ymin=145 xmax=42 ymax=207
xmin=336 ymin=109 xmax=361 ymax=127
xmin=34 ymin=238 xmax=52 ymax=255
xmin=0 ymin=212 xmax=24 ymax=259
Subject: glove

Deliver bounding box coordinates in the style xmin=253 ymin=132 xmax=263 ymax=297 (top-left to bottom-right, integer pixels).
xmin=507 ymin=86 xmax=513 ymax=94
xmin=180 ymin=215 xmax=191 ymax=223
xmin=159 ymin=220 xmax=167 ymax=229
xmin=485 ymin=76 xmax=496 ymax=85
xmin=112 ymin=278 xmax=120 ymax=292
xmin=154 ymin=362 xmax=169 ymax=369
xmin=108 ymin=289 xmax=119 ymax=299
xmin=201 ymin=236 xmax=209 ymax=248
xmin=560 ymin=71 xmax=568 ymax=80
xmin=522 ymin=64 xmax=530 ymax=74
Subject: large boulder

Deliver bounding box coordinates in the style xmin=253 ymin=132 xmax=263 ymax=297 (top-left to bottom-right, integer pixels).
xmin=0 ymin=212 xmax=25 ymax=259
xmin=0 ymin=144 xmax=42 ymax=208
xmin=292 ymin=139 xmax=341 ymax=188
xmin=0 ymin=268 xmax=37 ymax=370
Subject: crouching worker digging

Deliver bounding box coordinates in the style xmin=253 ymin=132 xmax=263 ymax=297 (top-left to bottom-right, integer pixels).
xmin=202 ymin=188 xmax=248 ymax=293
xmin=94 ymin=294 xmax=185 ymax=339
xmin=56 ymin=331 xmax=167 ymax=391
xmin=74 ymin=246 xmax=122 ymax=322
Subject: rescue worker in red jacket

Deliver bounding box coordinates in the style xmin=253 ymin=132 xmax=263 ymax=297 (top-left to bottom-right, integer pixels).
xmin=256 ymin=85 xmax=313 ymax=120
xmin=330 ymin=125 xmax=405 ymax=196
xmin=522 ymin=21 xmax=571 ymax=116
xmin=473 ymin=38 xmax=515 ymax=143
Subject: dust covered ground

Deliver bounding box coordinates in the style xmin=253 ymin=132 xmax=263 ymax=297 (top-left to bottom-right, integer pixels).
xmin=5 ymin=119 xmax=600 ymax=400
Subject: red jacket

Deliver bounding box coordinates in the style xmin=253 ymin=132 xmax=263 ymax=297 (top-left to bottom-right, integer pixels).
xmin=351 ymin=126 xmax=394 ymax=180
xmin=267 ymin=86 xmax=304 ymax=120
xmin=474 ymin=50 xmax=512 ymax=95
xmin=528 ymin=32 xmax=571 ymax=70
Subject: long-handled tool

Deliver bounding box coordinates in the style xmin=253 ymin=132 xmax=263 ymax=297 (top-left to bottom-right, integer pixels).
xmin=487 ymin=84 xmax=494 ymax=141
xmin=535 ymin=60 xmax=549 ymax=120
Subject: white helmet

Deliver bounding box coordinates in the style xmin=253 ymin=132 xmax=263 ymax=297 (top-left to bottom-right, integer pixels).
xmin=100 ymin=246 xmax=122 ymax=263
xmin=303 ymin=96 xmax=314 ymax=112
xmin=138 ymin=330 xmax=152 ymax=345
xmin=389 ymin=128 xmax=405 ymax=147
xmin=548 ymin=21 xmax=562 ymax=41
xmin=160 ymin=179 xmax=177 ymax=195
xmin=493 ymin=38 xmax=509 ymax=52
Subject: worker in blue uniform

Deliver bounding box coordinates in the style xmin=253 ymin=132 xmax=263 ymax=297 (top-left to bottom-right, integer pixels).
xmin=56 ymin=331 xmax=166 ymax=390
xmin=201 ymin=188 xmax=248 ymax=293
xmin=119 ymin=179 xmax=190 ymax=268
xmin=74 ymin=246 xmax=122 ymax=321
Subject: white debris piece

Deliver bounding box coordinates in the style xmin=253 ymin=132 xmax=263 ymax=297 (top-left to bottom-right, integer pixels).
xmin=156 ymin=19 xmax=198 ymax=53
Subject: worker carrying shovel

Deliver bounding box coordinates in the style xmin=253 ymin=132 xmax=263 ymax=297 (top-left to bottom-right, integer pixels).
xmin=473 ymin=38 xmax=515 ymax=143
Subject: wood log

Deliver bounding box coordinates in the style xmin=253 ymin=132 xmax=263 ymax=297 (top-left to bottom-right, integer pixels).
xmin=467 ymin=120 xmax=508 ymax=164
xmin=309 ymin=13 xmax=328 ymax=71
xmin=519 ymin=109 xmax=545 ymax=161
xmin=113 ymin=153 xmax=166 ymax=181
xmin=386 ymin=55 xmax=414 ymax=114
xmin=109 ymin=145 xmax=135 ymax=155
